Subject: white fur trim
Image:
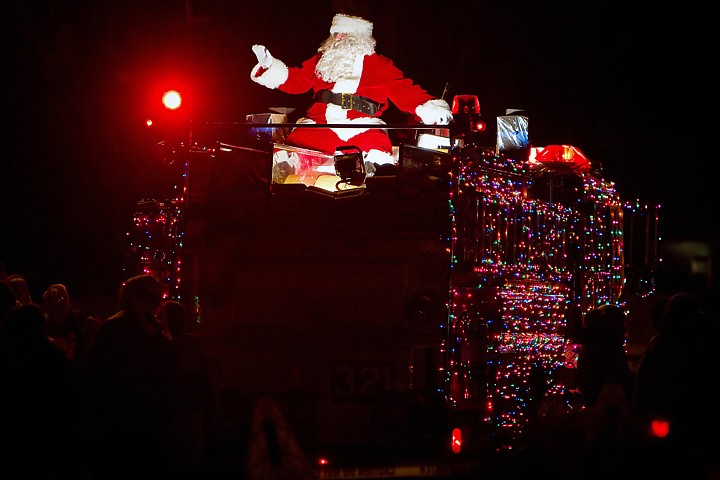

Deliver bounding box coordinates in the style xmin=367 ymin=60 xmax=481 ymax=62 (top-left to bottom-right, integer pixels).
xmin=331 ymin=55 xmax=363 ymax=93
xmin=330 ymin=14 xmax=373 ymax=36
xmin=330 ymin=116 xmax=386 ymax=142
xmin=364 ymin=149 xmax=395 ymax=165
xmin=415 ymin=99 xmax=453 ymax=125
xmin=326 ymin=103 xmax=349 ymax=124
xmin=250 ymin=58 xmax=289 ymax=89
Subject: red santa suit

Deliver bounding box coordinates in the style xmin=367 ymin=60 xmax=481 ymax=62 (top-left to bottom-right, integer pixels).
xmin=250 ymin=14 xmax=452 ymax=166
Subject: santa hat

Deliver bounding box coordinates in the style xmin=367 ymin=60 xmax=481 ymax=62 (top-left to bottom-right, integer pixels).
xmin=330 ymin=14 xmax=373 ymax=37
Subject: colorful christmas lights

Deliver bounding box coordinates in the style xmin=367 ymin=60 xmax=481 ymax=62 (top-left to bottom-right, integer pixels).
xmin=445 ymin=150 xmax=629 ymax=442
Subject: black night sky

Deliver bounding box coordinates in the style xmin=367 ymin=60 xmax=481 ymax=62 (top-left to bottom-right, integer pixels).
xmin=1 ymin=0 xmax=713 ymax=298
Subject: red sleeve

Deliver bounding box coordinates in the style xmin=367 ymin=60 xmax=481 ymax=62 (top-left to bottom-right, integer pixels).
xmin=370 ymin=55 xmax=436 ymax=114
xmin=277 ymin=53 xmax=324 ymax=95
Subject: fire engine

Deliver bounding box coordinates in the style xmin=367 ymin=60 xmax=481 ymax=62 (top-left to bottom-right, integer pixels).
xmin=126 ymin=92 xmax=659 ymax=477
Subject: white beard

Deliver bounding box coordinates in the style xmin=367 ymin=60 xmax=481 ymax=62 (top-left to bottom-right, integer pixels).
xmin=315 ymin=34 xmax=376 ymax=83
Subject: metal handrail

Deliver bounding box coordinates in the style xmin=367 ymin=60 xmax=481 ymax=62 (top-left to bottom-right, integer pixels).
xmin=192 ymin=121 xmax=447 ymax=130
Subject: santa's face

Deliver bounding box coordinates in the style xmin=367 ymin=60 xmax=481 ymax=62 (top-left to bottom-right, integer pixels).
xmin=322 ymin=33 xmax=358 ymax=55
xmin=315 ymin=32 xmax=375 ymax=83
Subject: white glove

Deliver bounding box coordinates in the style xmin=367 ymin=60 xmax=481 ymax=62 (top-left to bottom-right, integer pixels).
xmin=416 ymin=99 xmax=453 ymax=125
xmin=435 ymin=110 xmax=453 ymax=125
xmin=252 ymin=44 xmax=273 ymax=69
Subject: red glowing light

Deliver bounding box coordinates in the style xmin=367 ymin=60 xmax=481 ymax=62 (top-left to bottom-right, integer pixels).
xmin=451 ymin=427 xmax=462 ymax=454
xmin=531 ymin=145 xmax=591 ymax=173
xmin=650 ymin=419 xmax=671 ymax=438
xmin=318 ymin=457 xmax=329 ymax=465
xmin=451 ymin=95 xmax=480 ymax=115
xmin=162 ymin=90 xmax=182 ymax=110
xmin=473 ymin=121 xmax=486 ymax=132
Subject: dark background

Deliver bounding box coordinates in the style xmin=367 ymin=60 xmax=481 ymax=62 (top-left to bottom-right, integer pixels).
xmin=1 ymin=0 xmax=712 ymax=301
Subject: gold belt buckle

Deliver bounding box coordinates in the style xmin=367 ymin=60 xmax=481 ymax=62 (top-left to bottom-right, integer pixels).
xmin=340 ymin=93 xmax=353 ymax=110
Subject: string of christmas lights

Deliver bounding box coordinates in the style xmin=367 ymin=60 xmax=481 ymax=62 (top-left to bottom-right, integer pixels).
xmin=445 ymin=150 xmax=628 ymax=442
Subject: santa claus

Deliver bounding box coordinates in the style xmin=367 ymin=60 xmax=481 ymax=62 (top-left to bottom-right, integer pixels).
xmin=250 ymin=13 xmax=452 ymax=169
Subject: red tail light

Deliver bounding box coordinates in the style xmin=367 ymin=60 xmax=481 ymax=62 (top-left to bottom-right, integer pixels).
xmin=650 ymin=418 xmax=671 ymax=438
xmin=451 ymin=427 xmax=462 ymax=454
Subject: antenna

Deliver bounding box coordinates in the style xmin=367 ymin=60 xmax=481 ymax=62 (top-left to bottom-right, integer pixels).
xmin=441 ymin=82 xmax=449 ymax=101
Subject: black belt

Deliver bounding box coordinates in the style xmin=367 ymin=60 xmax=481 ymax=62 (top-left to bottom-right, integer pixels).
xmin=314 ymin=90 xmax=379 ymax=115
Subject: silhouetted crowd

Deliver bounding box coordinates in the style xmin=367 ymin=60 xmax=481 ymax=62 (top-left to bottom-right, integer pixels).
xmin=0 ymin=264 xmax=213 ymax=479
xmin=510 ymin=293 xmax=720 ymax=480
xmin=1 ymin=261 xmax=719 ymax=479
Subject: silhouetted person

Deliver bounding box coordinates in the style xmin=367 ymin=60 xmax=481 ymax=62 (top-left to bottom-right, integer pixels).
xmin=574 ymin=305 xmax=639 ymax=472
xmin=515 ymin=304 xmax=642 ymax=479
xmin=0 ymin=303 xmax=85 ymax=478
xmin=42 ymin=283 xmax=102 ymax=374
xmin=634 ymin=293 xmax=703 ymax=423
xmin=5 ymin=274 xmax=33 ymax=305
xmin=161 ymin=300 xmax=204 ymax=372
xmin=0 ymin=280 xmax=18 ymax=320
xmin=576 ymin=304 xmax=634 ymax=408
xmin=85 ymin=274 xmax=181 ymax=478
xmin=633 ymin=292 xmax=717 ymax=476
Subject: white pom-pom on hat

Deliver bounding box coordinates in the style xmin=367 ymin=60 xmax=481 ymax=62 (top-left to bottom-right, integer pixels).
xmin=330 ymin=13 xmax=373 ymax=36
